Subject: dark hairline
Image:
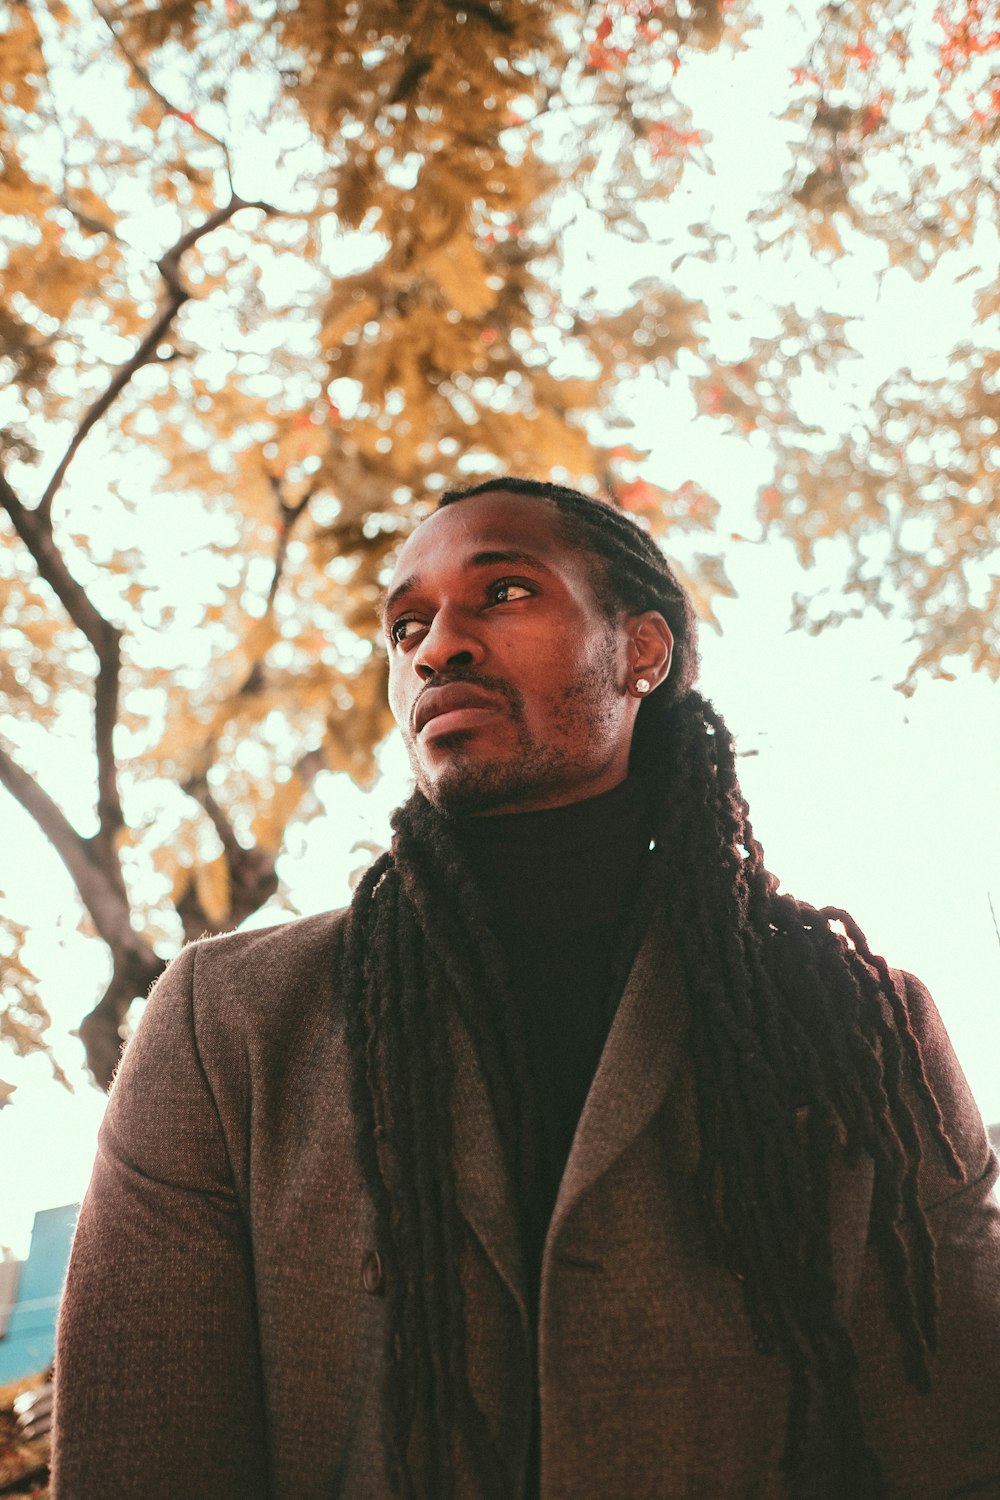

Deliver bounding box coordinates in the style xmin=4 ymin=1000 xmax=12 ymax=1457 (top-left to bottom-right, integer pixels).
xmin=436 ymin=479 xmax=633 ymax=624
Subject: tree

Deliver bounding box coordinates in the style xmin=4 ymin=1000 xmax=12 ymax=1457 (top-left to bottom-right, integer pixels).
xmin=703 ymin=0 xmax=998 ymax=686
xmin=0 ymin=0 xmax=995 ymax=1090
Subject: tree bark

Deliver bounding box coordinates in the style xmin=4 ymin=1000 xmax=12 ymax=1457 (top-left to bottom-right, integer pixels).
xmin=79 ymin=955 xmax=168 ymax=1091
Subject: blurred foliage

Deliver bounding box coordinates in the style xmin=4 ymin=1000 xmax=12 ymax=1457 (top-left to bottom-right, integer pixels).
xmin=0 ymin=0 xmax=996 ymax=1085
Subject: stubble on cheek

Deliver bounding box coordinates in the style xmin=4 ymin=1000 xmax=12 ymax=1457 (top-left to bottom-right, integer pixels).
xmin=548 ymin=673 xmax=618 ymax=747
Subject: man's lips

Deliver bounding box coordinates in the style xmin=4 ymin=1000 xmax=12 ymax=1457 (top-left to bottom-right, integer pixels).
xmin=413 ymin=682 xmax=505 ymax=736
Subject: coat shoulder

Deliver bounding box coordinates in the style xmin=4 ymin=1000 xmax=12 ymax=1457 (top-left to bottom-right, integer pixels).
xmin=190 ymin=905 xmax=352 ymax=986
xmin=132 ymin=906 xmax=356 ymax=1079
xmin=888 ymin=965 xmax=994 ymax=1198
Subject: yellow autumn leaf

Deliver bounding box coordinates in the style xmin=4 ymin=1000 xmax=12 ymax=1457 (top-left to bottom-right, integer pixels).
xmin=423 ymin=234 xmax=498 ymax=320
xmin=194 ymin=854 xmax=231 ymax=926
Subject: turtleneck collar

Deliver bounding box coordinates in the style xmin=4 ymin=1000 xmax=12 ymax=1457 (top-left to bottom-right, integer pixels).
xmin=450 ymin=776 xmax=652 ymax=933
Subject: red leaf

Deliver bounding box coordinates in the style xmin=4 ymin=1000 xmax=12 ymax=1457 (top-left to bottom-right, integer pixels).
xmin=587 ymin=39 xmax=628 ymax=70
xmin=845 ymin=38 xmax=876 ymax=69
xmin=759 ymin=485 xmax=782 ymax=519
xmin=647 ymin=121 xmax=703 ymax=160
xmin=618 ymin=479 xmax=663 ymax=513
xmin=700 ymin=381 xmax=726 ymax=415
xmin=672 ymin=480 xmax=715 ymax=517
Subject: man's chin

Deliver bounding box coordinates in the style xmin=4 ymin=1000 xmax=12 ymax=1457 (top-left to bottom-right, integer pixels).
xmin=419 ymin=765 xmax=521 ymax=817
xmin=413 ymin=746 xmax=535 ymax=817
xmin=415 ymin=748 xmax=593 ymax=819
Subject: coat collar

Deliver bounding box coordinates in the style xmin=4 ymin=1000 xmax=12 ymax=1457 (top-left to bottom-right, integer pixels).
xmin=450 ymin=892 xmax=687 ymax=1315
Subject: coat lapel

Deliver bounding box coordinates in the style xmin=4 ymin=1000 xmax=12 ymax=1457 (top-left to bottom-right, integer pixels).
xmin=448 ymin=1006 xmax=529 ymax=1328
xmin=447 ymin=893 xmax=688 ymax=1320
xmin=548 ymin=893 xmax=689 ymax=1247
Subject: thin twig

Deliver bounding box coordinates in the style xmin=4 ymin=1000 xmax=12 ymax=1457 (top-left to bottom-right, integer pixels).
xmin=266 ymin=472 xmax=320 ymax=609
xmin=92 ymin=0 xmax=237 ymax=193
xmin=155 ymin=472 xmax=320 ymax=796
xmin=58 ymin=195 xmax=124 ymax=242
xmin=38 ymin=193 xmax=275 ymax=521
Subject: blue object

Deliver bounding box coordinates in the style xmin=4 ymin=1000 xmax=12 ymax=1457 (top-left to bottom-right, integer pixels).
xmin=0 ymin=1204 xmax=78 ymax=1384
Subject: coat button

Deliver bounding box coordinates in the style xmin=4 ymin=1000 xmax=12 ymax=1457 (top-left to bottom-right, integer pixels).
xmin=361 ymin=1249 xmax=385 ymax=1295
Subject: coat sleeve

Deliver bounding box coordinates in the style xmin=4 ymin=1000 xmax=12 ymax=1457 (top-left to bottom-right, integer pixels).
xmin=853 ymin=971 xmax=1000 ymax=1498
xmin=51 ymin=944 xmax=271 ymax=1500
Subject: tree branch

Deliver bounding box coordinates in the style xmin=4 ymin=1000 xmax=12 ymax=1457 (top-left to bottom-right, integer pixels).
xmin=38 ymin=193 xmax=275 ymax=522
xmin=4 ymin=195 xmax=278 ymax=848
xmin=36 ymin=285 xmax=187 ymax=521
xmin=59 ymin=194 xmax=123 ymax=242
xmin=1 ymin=469 xmax=125 ymax=841
xmin=195 ymin=784 xmax=278 ymax=922
xmin=92 ymin=630 xmax=124 ymax=846
xmin=266 ymin=472 xmax=319 ymax=609
xmin=79 ymin=952 xmax=167 ymax=1090
xmin=0 ymin=469 xmax=118 ymax=654
xmin=0 ymin=741 xmax=86 ymax=878
xmin=93 ymin=0 xmax=238 ymax=194
xmin=0 ymin=740 xmax=153 ymax=970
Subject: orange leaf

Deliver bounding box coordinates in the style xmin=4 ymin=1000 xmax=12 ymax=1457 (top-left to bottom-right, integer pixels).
xmin=608 ymin=443 xmax=652 ymax=462
xmin=619 ymin=479 xmax=664 ymax=513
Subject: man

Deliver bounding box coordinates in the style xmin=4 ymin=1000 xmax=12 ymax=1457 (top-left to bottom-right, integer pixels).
xmin=53 ymin=478 xmax=1000 ymax=1499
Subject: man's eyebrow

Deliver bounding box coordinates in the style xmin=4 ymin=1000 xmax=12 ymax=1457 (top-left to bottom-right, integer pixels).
xmin=467 ymin=548 xmax=553 ymax=572
xmin=381 ymin=549 xmax=552 ymax=627
xmin=382 ymin=574 xmax=418 ymax=627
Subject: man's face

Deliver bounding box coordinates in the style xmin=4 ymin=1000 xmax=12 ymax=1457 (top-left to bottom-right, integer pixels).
xmin=384 ymin=490 xmax=644 ymax=816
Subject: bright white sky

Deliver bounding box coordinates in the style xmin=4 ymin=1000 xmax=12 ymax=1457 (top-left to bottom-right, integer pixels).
xmin=1 ymin=5 xmax=998 ymax=1259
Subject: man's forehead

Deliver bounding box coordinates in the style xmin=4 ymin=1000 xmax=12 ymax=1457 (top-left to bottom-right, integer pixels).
xmin=389 ymin=490 xmax=568 ymax=580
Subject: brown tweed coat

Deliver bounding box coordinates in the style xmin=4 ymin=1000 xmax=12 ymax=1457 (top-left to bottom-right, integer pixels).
xmin=52 ymin=903 xmax=1000 ymax=1499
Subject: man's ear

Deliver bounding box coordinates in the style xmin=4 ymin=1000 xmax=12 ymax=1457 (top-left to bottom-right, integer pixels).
xmin=627 ymin=611 xmax=673 ymax=694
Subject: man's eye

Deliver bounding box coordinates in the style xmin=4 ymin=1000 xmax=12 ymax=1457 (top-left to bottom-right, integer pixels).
xmin=489 ymin=580 xmax=533 ymax=604
xmin=390 ymin=617 xmax=423 ymax=644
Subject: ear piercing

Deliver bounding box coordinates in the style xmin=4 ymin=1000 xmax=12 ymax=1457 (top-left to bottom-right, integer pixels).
xmin=635 ymin=678 xmax=651 ymax=695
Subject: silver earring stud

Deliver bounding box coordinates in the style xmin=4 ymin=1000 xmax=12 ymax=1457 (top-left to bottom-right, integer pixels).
xmin=635 ymin=678 xmax=651 ymax=695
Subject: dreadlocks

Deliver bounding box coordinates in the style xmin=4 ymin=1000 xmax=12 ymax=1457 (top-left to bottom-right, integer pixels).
xmin=342 ymin=475 xmax=963 ymax=1499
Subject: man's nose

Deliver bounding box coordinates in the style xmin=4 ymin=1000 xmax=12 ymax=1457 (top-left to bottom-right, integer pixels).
xmin=413 ymin=607 xmax=484 ymax=681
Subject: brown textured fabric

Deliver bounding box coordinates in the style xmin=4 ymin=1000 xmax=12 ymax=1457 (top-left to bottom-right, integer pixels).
xmin=52 ymin=903 xmax=1000 ymax=1499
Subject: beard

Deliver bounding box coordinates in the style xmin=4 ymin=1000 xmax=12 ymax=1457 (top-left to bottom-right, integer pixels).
xmin=406 ymin=653 xmax=622 ymax=817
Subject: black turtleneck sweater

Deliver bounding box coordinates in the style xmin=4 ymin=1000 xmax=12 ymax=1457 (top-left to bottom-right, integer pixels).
xmin=451 ymin=778 xmax=655 ymax=1498
xmin=451 ymin=777 xmax=654 ymax=1311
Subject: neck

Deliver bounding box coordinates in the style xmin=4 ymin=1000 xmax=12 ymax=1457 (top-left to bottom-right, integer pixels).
xmin=449 ymin=776 xmax=652 ymax=932
xmin=466 ymin=765 xmax=633 ymax=818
